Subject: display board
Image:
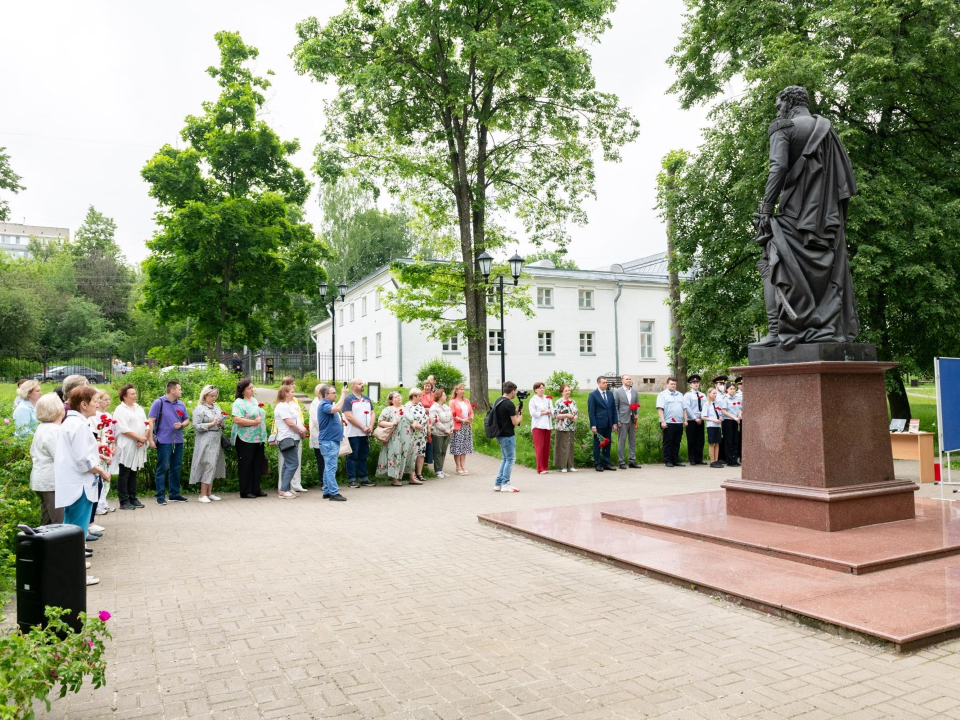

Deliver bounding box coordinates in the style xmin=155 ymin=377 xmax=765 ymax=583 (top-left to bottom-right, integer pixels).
xmin=936 ymin=358 xmax=960 ymax=453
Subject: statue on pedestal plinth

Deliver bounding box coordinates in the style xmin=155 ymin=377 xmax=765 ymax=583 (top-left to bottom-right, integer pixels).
xmin=753 ymin=86 xmax=860 ymax=350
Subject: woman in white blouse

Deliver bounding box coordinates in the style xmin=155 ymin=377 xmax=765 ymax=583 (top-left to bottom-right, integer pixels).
xmin=29 ymin=392 xmax=65 ymax=525
xmin=114 ymin=383 xmax=150 ymax=510
xmin=529 ymin=382 xmax=554 ymax=475
xmin=427 ymin=389 xmax=454 ymax=478
xmin=56 ymin=386 xmax=110 ymax=585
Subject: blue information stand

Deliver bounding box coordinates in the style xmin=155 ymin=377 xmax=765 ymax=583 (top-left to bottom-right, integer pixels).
xmin=935 ymin=358 xmax=960 ymax=495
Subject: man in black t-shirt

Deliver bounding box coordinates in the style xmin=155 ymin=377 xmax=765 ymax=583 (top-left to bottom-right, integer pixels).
xmin=493 ymin=381 xmax=523 ymax=492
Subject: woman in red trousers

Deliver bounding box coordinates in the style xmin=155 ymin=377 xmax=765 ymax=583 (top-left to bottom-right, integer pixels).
xmin=529 ymin=382 xmax=554 ymax=474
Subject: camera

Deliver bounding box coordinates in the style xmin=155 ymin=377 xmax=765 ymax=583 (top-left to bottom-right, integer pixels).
xmin=516 ymin=390 xmax=530 ymax=400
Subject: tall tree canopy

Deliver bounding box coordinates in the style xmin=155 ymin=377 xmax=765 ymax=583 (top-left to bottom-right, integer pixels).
xmin=293 ymin=0 xmax=637 ymax=405
xmin=70 ymin=206 xmax=133 ymax=325
xmin=320 ymin=179 xmax=414 ymax=287
xmin=661 ymin=0 xmax=960 ymax=415
xmin=142 ymin=31 xmax=325 ymax=357
xmin=0 ymin=147 xmax=24 ymax=222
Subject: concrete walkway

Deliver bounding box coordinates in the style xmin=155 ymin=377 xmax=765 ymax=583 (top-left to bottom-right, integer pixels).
xmin=49 ymin=455 xmax=960 ymax=719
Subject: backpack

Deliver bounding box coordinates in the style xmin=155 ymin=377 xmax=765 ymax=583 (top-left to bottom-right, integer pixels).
xmin=484 ymin=398 xmax=507 ymax=439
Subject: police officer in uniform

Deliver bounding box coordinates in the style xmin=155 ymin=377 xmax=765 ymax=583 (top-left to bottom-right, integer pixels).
xmin=656 ymin=378 xmax=687 ymax=467
xmin=683 ymin=374 xmax=706 ymax=465
xmin=734 ymin=376 xmax=744 ymax=459
xmin=712 ymin=375 xmax=728 ymax=463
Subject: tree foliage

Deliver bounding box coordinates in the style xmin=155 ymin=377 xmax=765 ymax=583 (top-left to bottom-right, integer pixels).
xmin=320 ymin=179 xmax=414 ymax=287
xmin=70 ymin=206 xmax=134 ymax=325
xmin=526 ymin=249 xmax=579 ymax=270
xmin=142 ymin=31 xmax=325 ymax=356
xmin=0 ymin=148 xmax=24 ymax=223
xmin=293 ymin=0 xmax=637 ymax=405
xmin=661 ymin=0 xmax=960 ymax=413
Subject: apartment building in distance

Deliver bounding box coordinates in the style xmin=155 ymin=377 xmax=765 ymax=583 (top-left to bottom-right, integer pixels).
xmin=0 ymin=223 xmax=70 ymax=259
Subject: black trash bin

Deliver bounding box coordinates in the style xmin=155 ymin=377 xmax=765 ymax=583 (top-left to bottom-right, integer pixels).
xmin=17 ymin=524 xmax=86 ymax=634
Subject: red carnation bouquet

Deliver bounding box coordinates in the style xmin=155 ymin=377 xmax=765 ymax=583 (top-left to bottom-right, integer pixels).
xmin=599 ymin=437 xmax=610 ymax=448
xmin=629 ymin=403 xmax=640 ymax=412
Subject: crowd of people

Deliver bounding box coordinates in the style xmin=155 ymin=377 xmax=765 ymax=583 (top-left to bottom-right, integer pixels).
xmin=8 ymin=368 xmax=744 ymax=584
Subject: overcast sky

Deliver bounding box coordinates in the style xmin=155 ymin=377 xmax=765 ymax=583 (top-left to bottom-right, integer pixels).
xmin=1 ymin=0 xmax=711 ymax=270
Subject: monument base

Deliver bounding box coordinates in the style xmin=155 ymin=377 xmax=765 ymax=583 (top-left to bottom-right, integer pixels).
xmin=747 ymin=341 xmax=877 ymax=365
xmin=721 ymin=478 xmax=918 ymax=532
xmin=728 ymin=355 xmax=917 ymax=531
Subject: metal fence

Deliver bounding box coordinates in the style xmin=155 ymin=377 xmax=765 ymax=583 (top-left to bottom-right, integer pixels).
xmin=248 ymin=351 xmax=354 ymax=384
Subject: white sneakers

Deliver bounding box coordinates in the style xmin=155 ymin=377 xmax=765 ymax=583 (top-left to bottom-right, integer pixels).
xmin=569 ymin=468 xmax=578 ymax=473
xmin=278 ymin=491 xmax=298 ymax=499
xmin=86 ymin=575 xmax=99 ymax=586
xmin=561 ymin=468 xmax=568 ymax=473
xmin=89 ymin=524 xmax=105 ymax=533
xmin=436 ymin=471 xmax=447 ymax=478
xmin=496 ymin=484 xmax=520 ymax=493
xmin=293 ymin=487 xmax=307 ymax=492
xmin=210 ymin=495 xmax=221 ymax=501
xmin=198 ymin=496 xmax=211 ymax=503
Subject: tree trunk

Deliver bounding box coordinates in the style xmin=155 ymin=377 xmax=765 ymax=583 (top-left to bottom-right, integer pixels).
xmin=665 ymin=165 xmax=687 ymax=392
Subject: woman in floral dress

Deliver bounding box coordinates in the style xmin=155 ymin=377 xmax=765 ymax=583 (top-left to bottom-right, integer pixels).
xmin=449 ymin=384 xmax=474 ymax=475
xmin=376 ymin=391 xmax=412 ymax=485
xmin=403 ymin=388 xmax=428 ymax=484
xmin=552 ymin=383 xmax=579 ymax=473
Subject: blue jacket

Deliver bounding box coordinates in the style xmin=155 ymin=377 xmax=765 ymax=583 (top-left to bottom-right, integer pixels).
xmin=588 ymin=389 xmax=618 ymax=430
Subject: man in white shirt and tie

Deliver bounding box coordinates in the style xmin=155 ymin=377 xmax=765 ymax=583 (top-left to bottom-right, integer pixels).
xmin=683 ymin=374 xmax=706 ymax=465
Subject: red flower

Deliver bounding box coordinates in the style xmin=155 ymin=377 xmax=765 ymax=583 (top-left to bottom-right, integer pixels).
xmin=99 ymin=414 xmax=108 ymax=422
xmin=599 ymin=437 xmax=610 ymax=448
xmin=176 ymin=410 xmax=185 ymax=419
xmin=144 ymin=421 xmax=150 ymax=426
xmin=364 ymin=411 xmax=370 ymax=415
xmin=545 ymin=395 xmax=553 ymax=400
xmin=671 ymin=417 xmax=676 ymax=422
xmin=98 ymin=610 xmax=111 ymax=622
xmin=564 ymin=400 xmax=572 ymax=406
xmin=629 ymin=403 xmax=640 ymax=411
xmin=470 ymin=404 xmax=477 ymax=409
xmin=399 ymin=410 xmax=404 ymax=416
xmin=258 ymin=403 xmax=264 ymax=408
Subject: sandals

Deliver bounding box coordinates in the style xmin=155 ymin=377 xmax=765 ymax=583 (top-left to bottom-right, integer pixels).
xmin=408 ymin=478 xmax=423 ymax=485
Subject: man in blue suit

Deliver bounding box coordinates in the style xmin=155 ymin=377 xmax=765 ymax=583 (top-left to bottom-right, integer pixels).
xmin=588 ymin=376 xmax=619 ymax=472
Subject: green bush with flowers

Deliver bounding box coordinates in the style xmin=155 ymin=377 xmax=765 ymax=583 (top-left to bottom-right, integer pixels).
xmin=0 ymin=608 xmax=112 ymax=720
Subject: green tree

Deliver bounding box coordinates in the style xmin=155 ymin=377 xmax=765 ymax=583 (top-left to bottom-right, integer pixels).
xmin=526 ymin=249 xmax=579 ymax=270
xmin=293 ymin=0 xmax=638 ymax=407
xmin=320 ymin=179 xmax=414 ymax=286
xmin=662 ymin=0 xmax=960 ymax=416
xmin=0 ymin=147 xmax=24 ymax=222
xmin=70 ymin=206 xmax=134 ymax=325
xmin=142 ymin=31 xmax=325 ymax=357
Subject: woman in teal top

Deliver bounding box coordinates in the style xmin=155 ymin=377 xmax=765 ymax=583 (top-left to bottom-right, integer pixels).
xmin=231 ymin=378 xmax=267 ymax=498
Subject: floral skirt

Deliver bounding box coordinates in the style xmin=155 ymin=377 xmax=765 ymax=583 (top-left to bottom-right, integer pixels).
xmin=450 ymin=425 xmax=474 ymax=455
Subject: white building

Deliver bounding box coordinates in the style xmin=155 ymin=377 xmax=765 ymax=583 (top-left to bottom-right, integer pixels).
xmin=0 ymin=223 xmax=70 ymax=259
xmin=310 ymin=255 xmax=675 ymax=391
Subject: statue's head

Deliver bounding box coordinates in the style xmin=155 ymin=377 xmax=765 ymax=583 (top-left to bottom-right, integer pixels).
xmin=776 ymin=86 xmax=810 ymax=118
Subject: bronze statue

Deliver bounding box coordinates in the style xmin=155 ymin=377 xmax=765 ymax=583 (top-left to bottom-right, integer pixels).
xmin=753 ymin=86 xmax=859 ymax=349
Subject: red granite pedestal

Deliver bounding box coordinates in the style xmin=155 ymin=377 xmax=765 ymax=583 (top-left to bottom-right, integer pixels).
xmin=722 ymin=361 xmax=918 ymax=531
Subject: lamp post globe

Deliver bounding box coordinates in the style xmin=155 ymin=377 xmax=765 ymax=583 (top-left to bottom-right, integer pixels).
xmin=508 ymin=252 xmax=524 ymax=285
xmin=338 ymin=281 xmax=348 ymax=300
xmin=318 ymin=282 xmax=328 ymax=299
xmin=477 ymin=251 xmax=493 ymax=280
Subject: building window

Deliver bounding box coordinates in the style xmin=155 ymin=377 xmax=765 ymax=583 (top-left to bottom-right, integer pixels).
xmin=376 ymin=332 xmax=382 ymax=357
xmin=538 ymin=331 xmax=553 ymax=354
xmin=580 ymin=331 xmax=594 ymax=355
xmin=375 ymin=288 xmax=381 ymax=310
xmin=488 ymin=330 xmax=503 ymax=353
xmin=442 ymin=336 xmax=459 ymax=352
xmin=578 ymin=289 xmax=594 ymax=309
xmin=349 ymin=303 xmax=355 ymax=322
xmin=537 ymin=287 xmax=553 ymax=308
xmin=361 ymin=337 xmax=368 ymax=361
xmin=361 ymin=297 xmax=367 ymax=316
xmin=349 ymin=341 xmax=355 ymax=359
xmin=338 ymin=309 xmax=344 ymax=327
xmin=639 ymin=321 xmax=654 ymax=359
xmin=339 ymin=344 xmax=344 ymax=359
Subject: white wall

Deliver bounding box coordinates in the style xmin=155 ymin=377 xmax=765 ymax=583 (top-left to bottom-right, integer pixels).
xmin=313 ymin=268 xmax=673 ymax=390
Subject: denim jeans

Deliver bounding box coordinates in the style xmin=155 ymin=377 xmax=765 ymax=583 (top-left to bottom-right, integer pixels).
xmin=155 ymin=442 xmax=184 ymax=498
xmin=279 ymin=440 xmax=300 ymax=492
xmin=495 ymin=435 xmax=516 ymax=487
xmin=320 ymin=440 xmax=341 ymax=496
xmin=346 ymin=436 xmax=370 ymax=480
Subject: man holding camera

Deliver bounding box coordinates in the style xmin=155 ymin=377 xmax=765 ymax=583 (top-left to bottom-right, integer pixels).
xmin=492 ymin=382 xmax=524 ymax=492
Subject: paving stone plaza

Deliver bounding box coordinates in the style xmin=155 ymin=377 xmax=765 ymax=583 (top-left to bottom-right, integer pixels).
xmin=46 ymin=455 xmax=960 ymax=720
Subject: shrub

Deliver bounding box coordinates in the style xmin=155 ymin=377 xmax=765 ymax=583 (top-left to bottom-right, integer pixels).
xmin=114 ymin=366 xmax=238 ymax=405
xmin=0 ymin=607 xmax=112 ymax=719
xmin=545 ymin=370 xmax=579 ymax=398
xmin=296 ymin=374 xmax=320 ymax=394
xmin=415 ymin=358 xmax=464 ymax=392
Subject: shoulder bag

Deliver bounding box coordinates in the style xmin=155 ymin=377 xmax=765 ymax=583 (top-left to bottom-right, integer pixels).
xmin=338 ymin=436 xmax=353 ymax=457
xmin=373 ymin=419 xmax=395 ymax=443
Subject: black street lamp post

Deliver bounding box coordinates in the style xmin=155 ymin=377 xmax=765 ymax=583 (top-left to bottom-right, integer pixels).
xmin=319 ymin=281 xmax=348 ymax=386
xmin=477 ymin=251 xmax=525 ymax=385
